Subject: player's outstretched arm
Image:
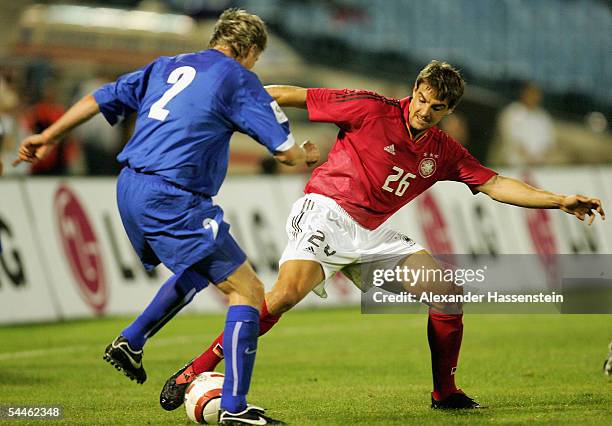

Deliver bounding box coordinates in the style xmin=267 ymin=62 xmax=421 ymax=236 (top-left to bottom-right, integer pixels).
xmin=476 ymin=175 xmax=605 ymax=225
xmin=12 ymin=94 xmax=100 ymax=166
xmin=274 ymin=140 xmax=319 ymax=167
xmin=265 ymin=85 xmax=308 ymax=108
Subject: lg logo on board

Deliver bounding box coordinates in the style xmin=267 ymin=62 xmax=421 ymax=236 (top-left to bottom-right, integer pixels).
xmin=54 ymin=185 xmax=107 ymax=314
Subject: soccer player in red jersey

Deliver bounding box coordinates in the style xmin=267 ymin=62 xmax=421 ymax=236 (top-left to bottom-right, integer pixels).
xmin=160 ymin=60 xmax=605 ymax=411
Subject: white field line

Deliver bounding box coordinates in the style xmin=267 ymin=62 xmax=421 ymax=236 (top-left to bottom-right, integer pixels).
xmin=0 ymin=319 xmax=421 ymax=361
xmin=0 ymin=335 xmax=197 ymax=361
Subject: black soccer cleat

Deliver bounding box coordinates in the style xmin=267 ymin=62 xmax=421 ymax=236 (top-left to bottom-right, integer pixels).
xmin=431 ymin=391 xmax=483 ymax=409
xmin=103 ymin=336 xmax=147 ymax=384
xmin=219 ymin=405 xmax=286 ymax=425
xmin=160 ymin=360 xmax=196 ymax=411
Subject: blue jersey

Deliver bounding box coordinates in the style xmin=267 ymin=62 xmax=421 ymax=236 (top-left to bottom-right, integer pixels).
xmin=93 ymin=49 xmax=294 ymax=195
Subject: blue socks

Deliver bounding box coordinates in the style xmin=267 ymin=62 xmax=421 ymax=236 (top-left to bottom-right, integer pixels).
xmin=220 ymin=305 xmax=260 ymax=413
xmin=121 ymin=269 xmax=259 ymax=413
xmin=121 ymin=268 xmax=207 ymax=350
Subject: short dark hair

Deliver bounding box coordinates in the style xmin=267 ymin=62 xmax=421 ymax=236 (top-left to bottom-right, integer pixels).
xmin=415 ymin=60 xmax=464 ymax=109
xmin=208 ymin=8 xmax=268 ymax=59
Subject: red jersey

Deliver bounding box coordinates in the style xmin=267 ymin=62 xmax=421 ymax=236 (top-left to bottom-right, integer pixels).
xmin=304 ymin=88 xmax=497 ymax=230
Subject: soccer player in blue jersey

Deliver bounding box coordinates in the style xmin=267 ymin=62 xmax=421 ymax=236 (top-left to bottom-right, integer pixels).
xmin=13 ymin=9 xmax=318 ymax=425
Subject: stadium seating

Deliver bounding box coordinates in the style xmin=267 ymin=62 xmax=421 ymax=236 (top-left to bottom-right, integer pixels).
xmin=240 ymin=0 xmax=611 ymax=106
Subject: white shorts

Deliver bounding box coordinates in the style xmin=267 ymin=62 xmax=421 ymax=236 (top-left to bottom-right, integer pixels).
xmin=279 ymin=194 xmax=424 ymax=298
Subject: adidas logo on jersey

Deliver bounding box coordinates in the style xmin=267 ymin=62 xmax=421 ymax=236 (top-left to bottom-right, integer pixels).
xmin=384 ymin=144 xmax=396 ymax=155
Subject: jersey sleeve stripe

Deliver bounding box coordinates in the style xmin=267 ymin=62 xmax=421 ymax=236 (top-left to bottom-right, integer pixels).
xmin=332 ymin=93 xmax=399 ymax=107
xmin=274 ymin=133 xmax=296 ymax=152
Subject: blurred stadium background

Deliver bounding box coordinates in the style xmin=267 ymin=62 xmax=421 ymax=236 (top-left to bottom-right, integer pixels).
xmin=0 ymin=1 xmax=611 ymax=424
xmin=1 ymin=0 xmax=611 ymax=175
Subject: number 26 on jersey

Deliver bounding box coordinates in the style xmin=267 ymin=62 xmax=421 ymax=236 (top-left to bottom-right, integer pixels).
xmin=382 ymin=166 xmax=415 ymax=196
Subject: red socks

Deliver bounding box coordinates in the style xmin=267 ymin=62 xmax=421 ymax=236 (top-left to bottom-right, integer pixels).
xmin=258 ymin=300 xmax=282 ymax=337
xmin=427 ymin=310 xmax=463 ymax=400
xmin=192 ymin=332 xmax=224 ymax=375
xmin=192 ymin=302 xmax=463 ymax=400
xmin=192 ymin=300 xmax=281 ymax=374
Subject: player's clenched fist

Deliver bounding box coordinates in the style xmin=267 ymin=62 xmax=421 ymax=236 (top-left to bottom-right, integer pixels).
xmin=12 ymin=134 xmax=53 ymax=166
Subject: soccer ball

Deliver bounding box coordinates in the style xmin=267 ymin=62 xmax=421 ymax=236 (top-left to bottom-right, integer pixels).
xmin=184 ymin=372 xmax=225 ymax=424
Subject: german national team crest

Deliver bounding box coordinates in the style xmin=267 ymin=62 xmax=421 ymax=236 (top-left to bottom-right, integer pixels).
xmin=418 ymin=157 xmax=437 ymax=178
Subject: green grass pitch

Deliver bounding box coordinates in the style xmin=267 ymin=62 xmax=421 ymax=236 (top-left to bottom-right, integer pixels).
xmin=1 ymin=308 xmax=611 ymax=425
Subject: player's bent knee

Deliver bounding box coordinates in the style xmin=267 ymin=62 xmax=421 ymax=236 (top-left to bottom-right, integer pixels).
xmin=252 ymin=282 xmax=265 ymax=305
xmin=275 ymin=291 xmax=301 ymax=314
xmin=266 ymin=284 xmax=302 ymax=315
xmin=424 ymin=279 xmax=464 ymax=314
xmin=234 ymin=279 xmax=265 ymax=307
xmin=217 ymin=262 xmax=265 ymax=308
xmin=266 ymin=260 xmax=323 ymax=315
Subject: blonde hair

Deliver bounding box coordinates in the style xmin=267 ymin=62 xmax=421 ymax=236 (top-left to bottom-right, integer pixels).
xmin=208 ymin=8 xmax=267 ymax=59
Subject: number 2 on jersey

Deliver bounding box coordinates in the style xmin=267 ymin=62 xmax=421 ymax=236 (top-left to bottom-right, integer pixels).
xmin=148 ymin=66 xmax=196 ymax=121
xmin=382 ymin=166 xmax=416 ymax=196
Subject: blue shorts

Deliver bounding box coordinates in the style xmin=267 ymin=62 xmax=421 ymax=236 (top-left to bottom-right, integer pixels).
xmin=116 ymin=167 xmax=246 ymax=284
